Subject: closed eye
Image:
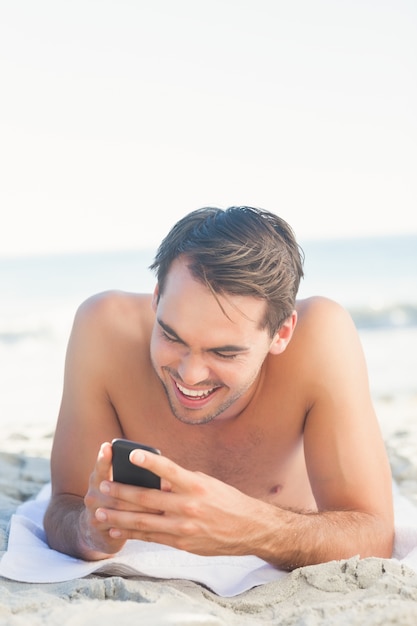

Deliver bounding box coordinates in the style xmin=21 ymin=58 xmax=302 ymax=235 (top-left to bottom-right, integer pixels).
xmin=161 ymin=329 xmax=182 ymax=344
xmin=162 ymin=333 xmax=238 ymax=359
xmin=157 ymin=318 xmax=248 ymax=360
xmin=212 ymin=350 xmax=240 ymax=360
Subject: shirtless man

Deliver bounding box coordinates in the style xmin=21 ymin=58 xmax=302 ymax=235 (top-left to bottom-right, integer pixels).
xmin=44 ymin=206 xmax=394 ymax=570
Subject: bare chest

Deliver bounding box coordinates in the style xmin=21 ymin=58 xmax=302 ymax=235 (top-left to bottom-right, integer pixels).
xmin=120 ymin=403 xmax=315 ymax=510
xmin=109 ymin=344 xmax=316 ymax=510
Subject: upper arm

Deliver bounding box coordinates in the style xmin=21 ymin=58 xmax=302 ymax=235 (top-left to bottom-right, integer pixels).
xmin=300 ymin=298 xmax=393 ymax=522
xmin=50 ymin=293 xmax=124 ymax=498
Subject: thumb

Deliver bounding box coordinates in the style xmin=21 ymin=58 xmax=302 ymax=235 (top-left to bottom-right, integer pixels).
xmin=97 ymin=442 xmax=113 ymax=479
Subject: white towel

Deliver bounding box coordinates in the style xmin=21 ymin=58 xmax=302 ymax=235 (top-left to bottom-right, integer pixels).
xmin=1 ymin=483 xmax=417 ymax=597
xmin=0 ymin=485 xmax=285 ymax=596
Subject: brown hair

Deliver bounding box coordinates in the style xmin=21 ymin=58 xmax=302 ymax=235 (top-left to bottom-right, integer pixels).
xmin=150 ymin=206 xmax=304 ymax=336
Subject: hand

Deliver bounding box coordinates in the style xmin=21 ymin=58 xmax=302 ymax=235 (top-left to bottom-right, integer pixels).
xmin=80 ymin=441 xmax=138 ymax=556
xmin=95 ymin=448 xmax=272 ymax=557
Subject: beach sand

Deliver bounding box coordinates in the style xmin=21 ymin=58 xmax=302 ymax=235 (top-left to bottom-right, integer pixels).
xmin=1 ymin=394 xmax=417 ymax=625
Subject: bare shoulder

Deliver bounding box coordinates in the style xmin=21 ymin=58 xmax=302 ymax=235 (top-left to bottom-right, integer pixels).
xmin=290 ymin=297 xmax=369 ymax=395
xmin=296 ymin=295 xmax=354 ymax=325
xmin=289 ymin=296 xmax=366 ymax=384
xmin=74 ymin=290 xmax=154 ymax=338
xmin=295 ymin=296 xmax=359 ymax=346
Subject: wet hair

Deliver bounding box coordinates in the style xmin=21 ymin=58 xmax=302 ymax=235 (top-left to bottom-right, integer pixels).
xmin=149 ymin=206 xmax=304 ymax=336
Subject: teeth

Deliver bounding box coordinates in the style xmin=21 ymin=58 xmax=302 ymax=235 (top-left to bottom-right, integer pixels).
xmin=176 ymin=382 xmax=214 ymax=398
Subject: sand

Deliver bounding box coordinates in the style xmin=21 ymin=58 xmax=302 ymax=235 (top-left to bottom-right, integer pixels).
xmin=1 ymin=394 xmax=417 ymax=625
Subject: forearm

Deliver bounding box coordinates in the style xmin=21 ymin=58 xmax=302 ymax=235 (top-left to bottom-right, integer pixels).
xmin=253 ymin=505 xmax=394 ymax=571
xmin=43 ymin=494 xmax=114 ymax=561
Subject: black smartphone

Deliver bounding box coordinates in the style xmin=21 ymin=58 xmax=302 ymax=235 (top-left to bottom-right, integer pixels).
xmin=112 ymin=439 xmax=161 ymax=489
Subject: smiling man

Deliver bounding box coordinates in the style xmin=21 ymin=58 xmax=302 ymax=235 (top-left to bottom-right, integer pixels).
xmin=150 ymin=258 xmax=288 ymax=426
xmin=44 ymin=206 xmax=394 ymax=569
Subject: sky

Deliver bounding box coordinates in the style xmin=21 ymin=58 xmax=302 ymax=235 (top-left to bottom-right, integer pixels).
xmin=1 ymin=0 xmax=416 ymax=257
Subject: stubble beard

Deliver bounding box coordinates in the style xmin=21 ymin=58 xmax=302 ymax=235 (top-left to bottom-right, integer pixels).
xmin=155 ymin=365 xmax=260 ymax=426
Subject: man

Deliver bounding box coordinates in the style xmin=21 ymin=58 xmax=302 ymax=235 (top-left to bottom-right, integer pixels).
xmin=44 ymin=206 xmax=394 ymax=570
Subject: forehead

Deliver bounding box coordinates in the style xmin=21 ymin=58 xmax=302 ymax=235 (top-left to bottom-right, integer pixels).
xmin=158 ymin=258 xmax=267 ymax=337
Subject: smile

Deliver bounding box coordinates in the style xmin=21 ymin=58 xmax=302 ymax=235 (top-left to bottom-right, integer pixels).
xmin=175 ymin=381 xmax=218 ymax=399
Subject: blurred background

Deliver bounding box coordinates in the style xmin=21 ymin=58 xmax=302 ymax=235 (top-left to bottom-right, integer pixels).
xmin=1 ymin=0 xmax=416 ymax=456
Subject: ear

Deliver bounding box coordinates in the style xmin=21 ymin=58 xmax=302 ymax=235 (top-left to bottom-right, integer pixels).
xmin=268 ymin=311 xmax=297 ymax=355
xmin=152 ymin=284 xmax=160 ymax=312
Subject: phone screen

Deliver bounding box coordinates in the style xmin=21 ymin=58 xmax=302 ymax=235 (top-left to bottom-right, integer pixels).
xmin=112 ymin=439 xmax=161 ymax=489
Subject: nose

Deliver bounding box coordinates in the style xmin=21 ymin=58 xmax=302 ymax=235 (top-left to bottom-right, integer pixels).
xmin=177 ymin=353 xmax=210 ymax=387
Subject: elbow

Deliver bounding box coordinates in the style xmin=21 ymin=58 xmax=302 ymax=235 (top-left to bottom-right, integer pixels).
xmin=43 ymin=502 xmax=57 ymax=549
xmin=375 ymin=523 xmax=395 ymax=559
xmin=362 ymin=514 xmax=394 ymax=560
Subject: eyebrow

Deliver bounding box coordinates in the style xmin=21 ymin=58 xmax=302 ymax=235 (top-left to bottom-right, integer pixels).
xmin=157 ymin=318 xmax=250 ymax=354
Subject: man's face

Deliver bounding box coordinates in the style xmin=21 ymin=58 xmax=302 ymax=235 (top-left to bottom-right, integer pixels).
xmin=150 ymin=258 xmax=279 ymax=426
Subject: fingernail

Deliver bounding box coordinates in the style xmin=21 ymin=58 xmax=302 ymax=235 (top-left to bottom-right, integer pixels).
xmin=130 ymin=450 xmax=145 ymax=464
xmin=109 ymin=528 xmax=122 ymax=538
xmin=100 ymin=481 xmax=111 ymax=494
xmin=95 ymin=509 xmax=107 ymax=522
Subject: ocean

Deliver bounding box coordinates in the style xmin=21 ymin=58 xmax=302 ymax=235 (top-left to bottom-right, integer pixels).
xmin=1 ymin=235 xmax=416 ymax=441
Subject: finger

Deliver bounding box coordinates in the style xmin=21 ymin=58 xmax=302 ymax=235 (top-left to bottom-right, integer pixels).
xmin=98 ymin=506 xmax=183 ymax=541
xmin=95 ymin=442 xmax=113 ymax=480
xmin=129 ymin=449 xmax=194 ymax=492
xmin=85 ymin=442 xmax=114 ymax=509
xmin=100 ymin=480 xmax=165 ymax=513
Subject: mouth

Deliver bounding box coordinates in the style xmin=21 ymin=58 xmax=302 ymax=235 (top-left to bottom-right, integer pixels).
xmin=176 ymin=381 xmax=217 ymax=399
xmin=173 ymin=378 xmax=221 ymax=406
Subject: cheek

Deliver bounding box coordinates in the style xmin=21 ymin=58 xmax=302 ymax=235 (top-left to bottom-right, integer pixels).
xmin=150 ymin=334 xmax=177 ymax=368
xmin=149 ymin=331 xmax=164 ymax=367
